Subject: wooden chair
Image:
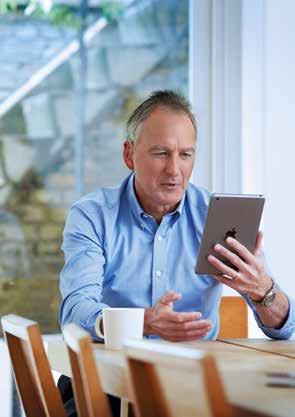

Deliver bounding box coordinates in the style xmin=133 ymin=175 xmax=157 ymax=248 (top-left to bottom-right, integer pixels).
xmin=124 ymin=339 xmax=234 ymax=417
xmin=63 ymin=323 xmax=112 ymax=417
xmin=218 ymin=296 xmax=248 ymax=339
xmin=1 ymin=314 xmax=67 ymax=417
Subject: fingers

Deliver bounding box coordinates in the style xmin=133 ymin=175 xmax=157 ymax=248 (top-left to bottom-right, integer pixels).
xmin=208 ymin=254 xmax=239 ymax=280
xmin=165 ymin=329 xmax=211 ymax=342
xmin=159 ymin=316 xmax=206 ymax=331
xmin=151 ymin=292 xmax=212 ymax=342
xmin=208 ymin=232 xmax=267 ymax=296
xmin=158 ymin=321 xmax=212 ymax=342
xmin=254 ymin=230 xmax=263 ymax=256
xmin=224 ymin=237 xmax=254 ymax=263
xmin=210 ymin=236 xmax=261 ymax=272
xmin=211 ymin=243 xmax=247 ymax=273
xmin=163 ymin=310 xmax=202 ymax=323
xmin=151 ymin=311 xmax=212 ymax=341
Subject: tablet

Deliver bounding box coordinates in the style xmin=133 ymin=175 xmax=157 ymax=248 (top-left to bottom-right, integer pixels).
xmin=195 ymin=193 xmax=265 ymax=275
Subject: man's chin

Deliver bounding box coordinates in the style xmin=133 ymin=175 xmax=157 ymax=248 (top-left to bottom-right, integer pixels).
xmin=157 ymin=191 xmax=184 ymax=207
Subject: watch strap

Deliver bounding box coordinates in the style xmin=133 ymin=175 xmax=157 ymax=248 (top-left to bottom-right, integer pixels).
xmin=249 ymin=279 xmax=276 ymax=307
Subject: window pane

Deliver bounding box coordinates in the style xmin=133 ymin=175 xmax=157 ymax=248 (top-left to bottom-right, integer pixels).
xmin=0 ymin=0 xmax=189 ymax=335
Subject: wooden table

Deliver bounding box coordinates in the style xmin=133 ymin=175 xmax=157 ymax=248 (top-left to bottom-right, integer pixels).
xmin=47 ymin=339 xmax=295 ymax=417
xmin=219 ymin=338 xmax=295 ymax=359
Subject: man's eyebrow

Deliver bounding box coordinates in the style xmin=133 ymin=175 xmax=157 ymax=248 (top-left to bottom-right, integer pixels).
xmin=149 ymin=146 xmax=169 ymax=151
xmin=149 ymin=146 xmax=195 ymax=152
xmin=181 ymin=147 xmax=195 ymax=152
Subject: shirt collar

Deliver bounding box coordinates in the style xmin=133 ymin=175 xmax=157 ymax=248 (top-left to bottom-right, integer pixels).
xmin=127 ymin=173 xmax=146 ymax=221
xmin=127 ymin=173 xmax=186 ymax=224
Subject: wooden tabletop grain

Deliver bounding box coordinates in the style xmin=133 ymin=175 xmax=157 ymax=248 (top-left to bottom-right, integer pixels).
xmin=47 ymin=338 xmax=295 ymax=417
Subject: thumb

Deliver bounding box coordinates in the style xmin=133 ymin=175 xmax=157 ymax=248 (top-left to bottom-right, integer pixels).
xmin=159 ymin=291 xmax=182 ymax=306
xmin=254 ymin=230 xmax=263 ymax=256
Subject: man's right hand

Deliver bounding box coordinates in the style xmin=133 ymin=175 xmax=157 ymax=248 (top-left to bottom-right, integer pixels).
xmin=144 ymin=291 xmax=212 ymax=342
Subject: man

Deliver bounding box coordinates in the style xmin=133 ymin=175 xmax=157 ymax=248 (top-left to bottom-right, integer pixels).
xmin=59 ymin=90 xmax=294 ymax=415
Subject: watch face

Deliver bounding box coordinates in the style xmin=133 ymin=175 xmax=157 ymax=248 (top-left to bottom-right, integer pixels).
xmin=264 ymin=291 xmax=276 ymax=307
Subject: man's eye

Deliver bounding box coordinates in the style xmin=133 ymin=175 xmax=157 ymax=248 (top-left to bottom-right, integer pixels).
xmin=153 ymin=152 xmax=168 ymax=157
xmin=181 ymin=153 xmax=193 ymax=159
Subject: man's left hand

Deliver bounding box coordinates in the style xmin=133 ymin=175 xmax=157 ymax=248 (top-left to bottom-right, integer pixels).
xmin=207 ymin=231 xmax=272 ymax=300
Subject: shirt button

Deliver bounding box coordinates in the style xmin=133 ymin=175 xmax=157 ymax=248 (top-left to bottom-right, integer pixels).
xmin=155 ymin=270 xmax=162 ymax=277
xmin=157 ymin=235 xmax=163 ymax=241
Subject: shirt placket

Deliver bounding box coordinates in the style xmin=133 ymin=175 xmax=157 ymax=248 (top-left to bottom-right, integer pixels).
xmin=151 ymin=223 xmax=169 ymax=306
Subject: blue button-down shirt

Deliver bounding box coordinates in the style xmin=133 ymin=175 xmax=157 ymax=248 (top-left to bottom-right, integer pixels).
xmin=60 ymin=173 xmax=295 ymax=340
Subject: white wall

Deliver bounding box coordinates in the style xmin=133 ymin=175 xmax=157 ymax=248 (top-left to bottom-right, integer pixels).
xmin=191 ymin=0 xmax=295 ymax=298
xmin=190 ymin=0 xmax=242 ymax=194
xmin=191 ymin=1 xmax=295 ymax=336
xmin=263 ymin=2 xmax=295 ymax=297
xmin=190 ymin=0 xmax=243 ymax=297
xmin=242 ymin=0 xmax=295 ymax=298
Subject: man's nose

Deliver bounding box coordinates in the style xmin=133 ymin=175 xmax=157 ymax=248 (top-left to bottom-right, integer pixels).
xmin=165 ymin=156 xmax=180 ymax=176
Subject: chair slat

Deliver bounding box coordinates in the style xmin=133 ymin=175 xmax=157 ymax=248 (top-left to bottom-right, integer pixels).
xmin=63 ymin=323 xmax=112 ymax=417
xmin=1 ymin=314 xmax=67 ymax=417
xmin=124 ymin=339 xmax=235 ymax=417
xmin=2 ymin=314 xmax=36 ymax=340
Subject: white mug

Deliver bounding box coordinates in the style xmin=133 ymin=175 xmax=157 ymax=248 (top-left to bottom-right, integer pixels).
xmin=96 ymin=308 xmax=145 ymax=350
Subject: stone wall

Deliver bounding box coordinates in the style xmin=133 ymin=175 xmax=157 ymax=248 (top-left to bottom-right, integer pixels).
xmin=0 ymin=0 xmax=189 ymax=333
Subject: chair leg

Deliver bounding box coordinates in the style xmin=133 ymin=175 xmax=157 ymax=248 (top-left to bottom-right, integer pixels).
xmin=128 ymin=402 xmax=136 ymax=417
xmin=119 ymin=399 xmax=135 ymax=417
xmin=120 ymin=399 xmax=129 ymax=417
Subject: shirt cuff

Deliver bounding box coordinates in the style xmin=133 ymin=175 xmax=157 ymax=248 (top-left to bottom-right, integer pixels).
xmin=245 ymin=292 xmax=295 ymax=340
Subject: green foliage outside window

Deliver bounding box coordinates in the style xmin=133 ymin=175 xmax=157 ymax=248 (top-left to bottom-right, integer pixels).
xmin=0 ymin=0 xmax=80 ymax=28
xmin=0 ymin=0 xmax=18 ymax=14
xmin=0 ymin=0 xmax=125 ymax=27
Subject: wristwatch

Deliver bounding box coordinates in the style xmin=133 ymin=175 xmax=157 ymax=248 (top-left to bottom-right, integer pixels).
xmin=249 ymin=279 xmax=277 ymax=308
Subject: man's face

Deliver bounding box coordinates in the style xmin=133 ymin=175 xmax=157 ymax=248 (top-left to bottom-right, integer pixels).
xmin=123 ymin=106 xmax=196 ymax=214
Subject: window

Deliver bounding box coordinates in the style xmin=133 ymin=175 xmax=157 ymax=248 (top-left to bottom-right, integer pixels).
xmin=0 ymin=0 xmax=189 ymax=333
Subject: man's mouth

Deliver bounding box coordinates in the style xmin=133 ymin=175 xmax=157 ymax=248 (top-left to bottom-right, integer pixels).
xmin=161 ymin=183 xmax=181 ymax=189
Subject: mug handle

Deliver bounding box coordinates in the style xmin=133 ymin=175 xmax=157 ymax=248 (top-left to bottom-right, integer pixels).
xmin=95 ymin=315 xmax=104 ymax=339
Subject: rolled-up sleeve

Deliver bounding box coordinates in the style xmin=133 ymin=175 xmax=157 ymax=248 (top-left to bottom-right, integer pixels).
xmin=59 ymin=204 xmax=109 ymax=340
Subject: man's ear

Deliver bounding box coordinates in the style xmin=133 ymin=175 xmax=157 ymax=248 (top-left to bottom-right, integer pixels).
xmin=123 ymin=140 xmax=134 ymax=170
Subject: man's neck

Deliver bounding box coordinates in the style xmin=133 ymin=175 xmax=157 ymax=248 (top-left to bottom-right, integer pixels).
xmin=135 ymin=194 xmax=179 ymax=224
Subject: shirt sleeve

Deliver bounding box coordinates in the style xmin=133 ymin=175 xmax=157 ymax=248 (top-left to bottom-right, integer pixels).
xmin=243 ymin=251 xmax=295 ymax=340
xmin=244 ymin=292 xmax=295 ymax=340
xmin=59 ymin=204 xmax=108 ymax=340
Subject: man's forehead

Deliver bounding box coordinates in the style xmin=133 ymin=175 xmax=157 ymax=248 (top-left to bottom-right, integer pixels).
xmin=136 ymin=107 xmax=196 ymax=145
xmin=137 ymin=134 xmax=196 ymax=150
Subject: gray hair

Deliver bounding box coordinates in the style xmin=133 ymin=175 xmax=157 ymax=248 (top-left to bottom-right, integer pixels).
xmin=126 ymin=90 xmax=197 ymax=145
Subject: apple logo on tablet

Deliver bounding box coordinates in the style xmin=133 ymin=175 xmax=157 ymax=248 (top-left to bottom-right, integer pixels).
xmin=225 ymin=227 xmax=237 ymax=240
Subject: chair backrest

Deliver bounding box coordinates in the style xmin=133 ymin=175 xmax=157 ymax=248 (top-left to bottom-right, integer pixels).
xmin=1 ymin=314 xmax=67 ymax=417
xmin=218 ymin=296 xmax=248 ymax=339
xmin=63 ymin=323 xmax=112 ymax=417
xmin=124 ymin=339 xmax=234 ymax=417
